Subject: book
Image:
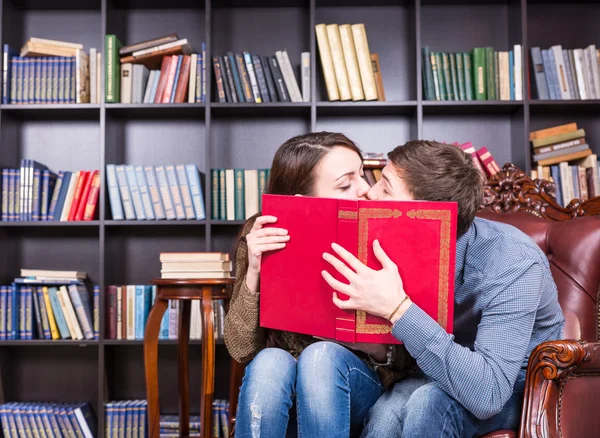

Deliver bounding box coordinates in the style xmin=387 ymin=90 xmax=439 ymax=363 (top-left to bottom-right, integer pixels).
xmin=259 ymin=194 xmax=457 ymax=344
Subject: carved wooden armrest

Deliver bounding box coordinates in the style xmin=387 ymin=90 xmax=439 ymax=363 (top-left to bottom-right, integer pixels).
xmin=519 ymin=339 xmax=600 ymax=438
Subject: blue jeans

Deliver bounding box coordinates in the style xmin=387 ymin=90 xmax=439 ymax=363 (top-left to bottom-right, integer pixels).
xmin=234 ymin=341 xmax=384 ymax=438
xmin=361 ymin=369 xmax=527 ymax=437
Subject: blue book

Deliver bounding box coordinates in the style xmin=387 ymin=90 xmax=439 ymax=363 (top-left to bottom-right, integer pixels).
xmin=73 ymin=403 xmax=96 ymax=438
xmin=66 ymin=405 xmax=84 ymax=438
xmin=41 ymin=58 xmax=48 ymax=103
xmin=550 ymin=165 xmax=563 ymax=207
xmin=546 ymin=49 xmax=562 ymax=100
xmin=0 ymin=404 xmax=11 ymax=438
xmin=0 ymin=286 xmax=6 ymax=340
xmin=509 ymin=51 xmax=515 ymax=101
xmin=169 ymin=56 xmax=183 ymax=103
xmin=541 ymin=50 xmax=557 ymax=100
xmin=104 ymin=402 xmax=114 ymax=438
xmin=115 ymin=165 xmax=136 ymax=220
xmin=154 ymin=166 xmax=176 ymax=220
xmin=138 ymin=401 xmax=147 ymax=438
xmin=106 ymin=165 xmax=124 ymax=221
xmin=134 ymin=165 xmax=155 ymax=220
xmin=52 ymin=171 xmax=72 ymax=221
xmin=165 ymin=165 xmax=185 ymax=220
xmin=227 ymin=52 xmax=245 ymax=103
xmin=67 ymin=284 xmax=94 ymax=340
xmin=10 ymin=56 xmax=18 ymax=104
xmin=195 ymin=55 xmax=202 ymax=103
xmin=36 ymin=287 xmax=51 ymax=340
xmin=27 ymin=58 xmax=34 ymax=103
xmin=47 ymin=287 xmax=70 ymax=339
xmin=11 ymin=283 xmax=19 ymax=339
xmin=201 ymin=42 xmax=207 ymax=102
xmin=34 ymin=59 xmax=41 ymax=103
xmin=47 ymin=171 xmax=65 ymax=221
xmin=185 ymin=164 xmax=206 ymax=220
xmin=175 ymin=164 xmax=195 ymax=219
xmin=6 ymin=285 xmax=13 ymax=340
xmin=25 ymin=286 xmax=33 ymax=339
xmin=22 ymin=58 xmax=30 ymax=104
xmin=143 ymin=165 xmax=166 ymax=220
xmin=125 ymin=164 xmax=146 ymax=220
xmin=41 ymin=170 xmax=57 ymax=221
xmin=159 ymin=296 xmax=169 ymax=340
xmin=135 ymin=285 xmax=145 ymax=340
xmin=1 ymin=169 xmax=8 ymax=221
xmin=31 ymin=168 xmax=42 ymax=221
xmin=2 ymin=44 xmax=17 ymax=104
xmin=93 ymin=285 xmax=99 ymax=340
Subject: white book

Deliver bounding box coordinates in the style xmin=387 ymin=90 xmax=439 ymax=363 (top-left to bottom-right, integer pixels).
xmin=188 ymin=54 xmax=198 ymax=103
xmin=513 ymin=44 xmax=522 ymax=100
xmin=573 ymin=49 xmax=588 ymax=100
xmin=116 ymin=286 xmax=122 ymax=340
xmin=276 ymin=50 xmax=302 ymax=102
xmin=120 ymin=63 xmax=133 ymax=103
xmin=225 ymin=169 xmax=235 ymax=221
xmin=132 ymin=38 xmax=192 ymax=58
xmin=244 ymin=169 xmax=259 ymax=219
xmin=586 ymin=45 xmax=600 ymax=99
xmin=59 ymin=171 xmax=80 ymax=221
xmin=29 ymin=37 xmax=83 ymax=50
xmin=551 ymin=45 xmax=571 ymax=99
xmin=143 ymin=70 xmax=156 ymax=103
xmin=301 ymin=52 xmax=310 ymax=102
xmin=90 ymin=48 xmax=97 ymax=104
xmin=58 ymin=286 xmax=84 ymax=340
xmin=126 ymin=285 xmax=136 ymax=340
xmin=96 ymin=52 xmax=102 ymax=103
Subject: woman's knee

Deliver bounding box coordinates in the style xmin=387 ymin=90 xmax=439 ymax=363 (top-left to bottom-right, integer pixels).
xmin=242 ymin=348 xmax=297 ymax=393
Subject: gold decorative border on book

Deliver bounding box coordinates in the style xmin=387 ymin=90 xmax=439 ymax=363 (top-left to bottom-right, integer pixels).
xmin=355 ymin=208 xmax=403 ymax=335
xmin=338 ymin=210 xmax=358 ymax=220
xmin=355 ymin=208 xmax=452 ymax=334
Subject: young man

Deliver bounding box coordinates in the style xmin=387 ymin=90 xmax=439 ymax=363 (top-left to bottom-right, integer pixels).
xmin=321 ymin=140 xmax=565 ymax=437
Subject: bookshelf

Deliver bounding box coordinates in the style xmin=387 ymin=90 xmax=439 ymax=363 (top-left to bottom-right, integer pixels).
xmin=0 ymin=0 xmax=598 ymax=434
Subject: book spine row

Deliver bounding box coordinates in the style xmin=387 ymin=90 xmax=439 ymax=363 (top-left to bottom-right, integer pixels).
xmin=106 ymin=164 xmax=205 ymax=221
xmin=423 ymin=45 xmax=523 ymax=101
xmin=104 ymin=400 xmax=147 ymax=438
xmin=105 ymin=285 xmax=226 ymax=341
xmin=0 ymin=401 xmax=96 ymax=438
xmin=533 ymin=159 xmax=600 ymax=208
xmin=0 ymin=165 xmax=100 ymax=222
xmin=210 ymin=168 xmax=269 ymax=221
xmin=212 ymin=49 xmax=307 ymax=103
xmin=0 ymin=284 xmax=98 ymax=341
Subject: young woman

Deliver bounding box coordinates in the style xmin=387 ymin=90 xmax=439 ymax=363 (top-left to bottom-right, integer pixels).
xmin=224 ymin=132 xmax=415 ymax=438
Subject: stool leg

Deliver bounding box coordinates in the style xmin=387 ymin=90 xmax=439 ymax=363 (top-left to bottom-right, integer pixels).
xmin=201 ymin=287 xmax=215 ymax=438
xmin=144 ymin=297 xmax=168 ymax=438
xmin=178 ymin=299 xmax=191 ymax=438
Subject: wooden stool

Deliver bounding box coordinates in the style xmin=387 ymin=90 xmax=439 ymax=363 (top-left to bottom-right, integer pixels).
xmin=144 ymin=278 xmax=235 ymax=438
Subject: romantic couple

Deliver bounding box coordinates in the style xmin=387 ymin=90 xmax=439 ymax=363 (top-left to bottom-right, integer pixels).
xmin=224 ymin=132 xmax=565 ymax=438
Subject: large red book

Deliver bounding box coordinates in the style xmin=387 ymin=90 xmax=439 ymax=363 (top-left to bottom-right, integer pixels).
xmin=260 ymin=195 xmax=458 ymax=344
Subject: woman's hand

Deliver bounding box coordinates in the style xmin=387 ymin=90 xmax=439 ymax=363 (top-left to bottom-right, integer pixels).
xmin=245 ymin=215 xmax=290 ymax=292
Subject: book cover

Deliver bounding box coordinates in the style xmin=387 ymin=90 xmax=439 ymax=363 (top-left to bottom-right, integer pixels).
xmin=260 ymin=195 xmax=457 ymax=343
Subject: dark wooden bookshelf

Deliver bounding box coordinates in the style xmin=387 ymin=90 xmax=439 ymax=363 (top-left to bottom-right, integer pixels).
xmin=0 ymin=0 xmax=597 ymax=433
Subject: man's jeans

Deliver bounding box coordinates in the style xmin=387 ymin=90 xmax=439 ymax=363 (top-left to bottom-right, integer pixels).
xmin=234 ymin=342 xmax=384 ymax=438
xmin=361 ymin=368 xmax=527 ymax=438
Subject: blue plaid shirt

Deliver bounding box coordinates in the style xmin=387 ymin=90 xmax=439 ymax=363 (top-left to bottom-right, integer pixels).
xmin=392 ymin=217 xmax=565 ymax=420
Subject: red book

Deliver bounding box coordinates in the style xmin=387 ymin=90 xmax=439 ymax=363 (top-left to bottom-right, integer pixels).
xmin=153 ymin=56 xmax=173 ymax=103
xmin=173 ymin=55 xmax=191 ymax=103
xmin=74 ymin=170 xmax=96 ymax=221
xmin=476 ymin=146 xmax=501 ymax=177
xmin=457 ymin=142 xmax=486 ymax=175
xmin=67 ymin=171 xmax=90 ymax=221
xmin=82 ymin=170 xmax=101 ymax=220
xmin=161 ymin=55 xmax=180 ymax=103
xmin=260 ymin=195 xmax=457 ymax=344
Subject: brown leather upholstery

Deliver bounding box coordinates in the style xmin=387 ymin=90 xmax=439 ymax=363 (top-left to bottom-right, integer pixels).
xmin=478 ymin=164 xmax=600 ymax=438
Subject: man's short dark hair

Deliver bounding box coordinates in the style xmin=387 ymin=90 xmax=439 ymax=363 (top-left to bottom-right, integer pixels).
xmin=387 ymin=140 xmax=485 ymax=237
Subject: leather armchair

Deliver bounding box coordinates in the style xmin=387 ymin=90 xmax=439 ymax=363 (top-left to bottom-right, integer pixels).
xmin=228 ymin=163 xmax=600 ymax=438
xmin=478 ymin=163 xmax=600 ymax=438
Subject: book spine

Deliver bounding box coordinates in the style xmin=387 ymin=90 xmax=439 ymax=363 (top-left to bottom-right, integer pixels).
xmin=42 ymin=287 xmax=60 ymax=340
xmin=211 ymin=169 xmax=219 ymax=220
xmin=226 ymin=52 xmax=244 ymax=103
xmin=260 ymin=55 xmax=277 ymax=102
xmin=235 ymin=53 xmax=253 ymax=102
xmin=105 ymin=165 xmax=124 ymax=220
xmin=258 ymin=169 xmax=268 ymax=212
xmin=243 ymin=52 xmax=261 ymax=103
xmin=134 ymin=165 xmax=155 ymax=220
xmin=234 ymin=169 xmax=245 ymax=220
xmin=124 ymin=165 xmax=146 ymax=220
xmin=154 ymin=166 xmax=176 ymax=220
xmin=269 ymin=55 xmax=289 ymax=102
xmin=2 ymin=169 xmax=8 ymax=221
xmin=326 ymin=24 xmax=350 ymax=101
xmin=175 ymin=164 xmax=195 ymax=219
xmin=40 ymin=170 xmax=49 ymax=221
xmin=47 ymin=171 xmax=64 ymax=221
xmin=212 ymin=56 xmax=226 ymax=103
xmin=221 ymin=55 xmax=238 ymax=102
xmin=165 ymin=165 xmax=185 ymax=220
xmin=82 ymin=170 xmax=100 ymax=221
xmin=135 ymin=285 xmax=144 ymax=340
xmin=0 ymin=286 xmax=6 ymax=339
xmin=252 ymin=55 xmax=269 ymax=103
xmin=67 ymin=284 xmax=94 ymax=340
xmin=34 ymin=59 xmax=41 ymax=103
xmin=143 ymin=166 xmax=166 ymax=220
xmin=126 ymin=286 xmax=136 ymax=340
xmin=455 ymin=52 xmax=466 ymax=100
xmin=218 ymin=169 xmax=226 ymax=220
xmin=31 ymin=288 xmax=44 ymax=339
xmin=106 ymin=286 xmax=117 ymax=339
xmin=185 ymin=164 xmax=205 ymax=220
xmin=472 ymin=48 xmax=486 ymax=100
xmin=115 ymin=165 xmax=136 ymax=220
xmin=36 ymin=287 xmax=51 ymax=339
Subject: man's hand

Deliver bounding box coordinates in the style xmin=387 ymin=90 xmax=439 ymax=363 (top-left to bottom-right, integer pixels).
xmin=321 ymin=239 xmax=411 ymax=323
xmin=314 ymin=336 xmax=388 ymax=362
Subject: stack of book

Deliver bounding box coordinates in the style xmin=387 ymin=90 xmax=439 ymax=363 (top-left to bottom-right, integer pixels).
xmin=0 ymin=402 xmax=96 ymax=438
xmin=210 ymin=168 xmax=269 ymax=221
xmin=105 ymin=34 xmax=206 ymax=104
xmin=160 ymin=252 xmax=232 ymax=280
xmin=530 ymin=123 xmax=599 ymax=206
xmin=106 ymin=164 xmax=205 ymax=221
xmin=316 ymin=23 xmax=384 ymax=102
xmin=530 ymin=122 xmax=591 ymax=166
xmin=1 ymin=163 xmax=100 ymax=222
xmin=362 ymin=153 xmax=385 ymax=186
xmin=104 ymin=400 xmax=147 ymax=438
xmin=213 ymin=49 xmax=307 ymax=103
xmin=3 ymin=37 xmax=101 ymax=104
xmin=0 ymin=269 xmax=99 ymax=341
xmin=422 ymin=45 xmax=523 ymax=101
xmin=530 ymin=45 xmax=600 ymax=100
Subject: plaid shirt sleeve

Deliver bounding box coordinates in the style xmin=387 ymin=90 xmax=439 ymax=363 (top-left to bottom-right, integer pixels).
xmin=392 ymin=259 xmax=543 ymax=420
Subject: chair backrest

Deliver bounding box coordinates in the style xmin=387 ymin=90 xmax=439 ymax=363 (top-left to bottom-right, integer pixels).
xmin=478 ymin=164 xmax=600 ymax=341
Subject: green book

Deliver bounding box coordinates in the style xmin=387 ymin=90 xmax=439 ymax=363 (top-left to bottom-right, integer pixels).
xmin=234 ymin=169 xmax=245 ymax=220
xmin=456 ymin=52 xmax=466 ymax=100
xmin=463 ymin=52 xmax=474 ymax=100
xmin=449 ymin=53 xmax=459 ymax=101
xmin=472 ymin=48 xmax=487 ymax=100
xmin=105 ymin=34 xmax=123 ymax=103
xmin=485 ymin=47 xmax=496 ymax=100
xmin=258 ymin=169 xmax=268 ymax=211
xmin=430 ymin=52 xmax=441 ymax=100
xmin=218 ymin=169 xmax=226 ymax=220
xmin=435 ymin=52 xmax=446 ymax=100
xmin=211 ymin=169 xmax=220 ymax=220
xmin=442 ymin=53 xmax=453 ymax=100
xmin=422 ymin=47 xmax=435 ymax=100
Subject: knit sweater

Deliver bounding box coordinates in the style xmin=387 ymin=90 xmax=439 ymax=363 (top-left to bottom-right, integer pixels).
xmin=223 ymin=217 xmax=415 ymax=390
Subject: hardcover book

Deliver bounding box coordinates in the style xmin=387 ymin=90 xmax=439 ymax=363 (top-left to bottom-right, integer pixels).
xmin=259 ymin=194 xmax=457 ymax=344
